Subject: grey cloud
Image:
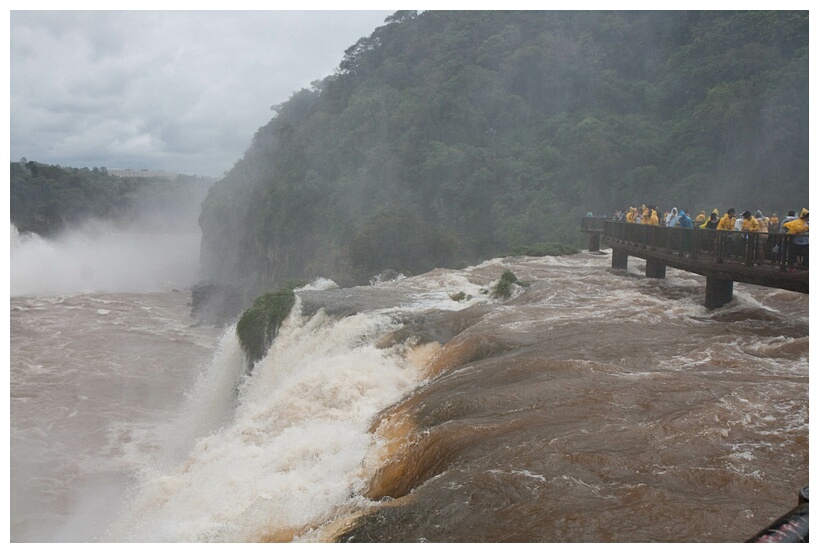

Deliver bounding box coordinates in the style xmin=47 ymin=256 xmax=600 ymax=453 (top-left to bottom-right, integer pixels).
xmin=11 ymin=10 xmax=393 ymax=176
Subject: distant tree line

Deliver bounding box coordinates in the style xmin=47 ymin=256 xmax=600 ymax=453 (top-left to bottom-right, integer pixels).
xmin=193 ymin=11 xmax=807 ymax=295
xmin=10 ymin=159 xmax=215 ymax=235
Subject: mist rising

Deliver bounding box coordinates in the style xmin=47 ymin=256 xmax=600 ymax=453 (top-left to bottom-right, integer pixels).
xmin=11 ymin=221 xmax=201 ymax=296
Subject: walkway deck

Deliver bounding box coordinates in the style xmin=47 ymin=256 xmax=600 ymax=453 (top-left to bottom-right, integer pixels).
xmin=581 ymin=217 xmax=808 ymax=308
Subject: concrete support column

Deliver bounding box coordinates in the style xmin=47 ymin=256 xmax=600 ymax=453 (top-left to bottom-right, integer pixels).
xmin=588 ymin=233 xmax=601 ymax=252
xmin=645 ymin=258 xmax=666 ymax=279
xmin=705 ymin=277 xmax=733 ymax=309
xmin=612 ymin=249 xmax=628 ymax=270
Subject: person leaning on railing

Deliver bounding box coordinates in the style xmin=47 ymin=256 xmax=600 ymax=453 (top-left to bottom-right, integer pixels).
xmin=741 ymin=210 xmax=760 ymax=232
xmin=769 ymin=212 xmax=779 ymax=232
xmin=717 ymin=208 xmax=736 ymax=231
xmin=782 ymin=208 xmax=809 ymax=267
xmin=740 ymin=211 xmax=763 ymax=264
xmin=702 ymin=213 xmax=719 ymax=229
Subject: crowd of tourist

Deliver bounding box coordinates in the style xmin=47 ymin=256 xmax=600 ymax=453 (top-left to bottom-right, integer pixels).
xmin=599 ymin=205 xmax=809 ymax=267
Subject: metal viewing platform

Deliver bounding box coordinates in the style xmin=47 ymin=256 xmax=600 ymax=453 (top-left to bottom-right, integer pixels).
xmin=581 ymin=217 xmax=808 ymax=309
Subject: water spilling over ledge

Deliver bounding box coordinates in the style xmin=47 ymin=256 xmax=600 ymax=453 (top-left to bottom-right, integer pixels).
xmin=11 ymin=254 xmax=808 ymax=542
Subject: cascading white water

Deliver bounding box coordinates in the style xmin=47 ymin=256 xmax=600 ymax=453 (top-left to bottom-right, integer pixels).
xmin=103 ymin=296 xmax=428 ymax=542
xmin=147 ymin=324 xmax=248 ymax=469
xmin=12 ymin=255 xmax=807 ymax=542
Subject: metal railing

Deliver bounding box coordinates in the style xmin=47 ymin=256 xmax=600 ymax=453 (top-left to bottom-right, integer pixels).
xmin=603 ymin=221 xmax=808 ymax=272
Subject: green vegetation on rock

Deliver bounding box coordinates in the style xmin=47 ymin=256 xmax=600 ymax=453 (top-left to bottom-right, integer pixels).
xmin=236 ymin=286 xmax=299 ymax=366
xmin=491 ymin=270 xmax=521 ymax=300
xmin=449 ymin=291 xmax=472 ymax=302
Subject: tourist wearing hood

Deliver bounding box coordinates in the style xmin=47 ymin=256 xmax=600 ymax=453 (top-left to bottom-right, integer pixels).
xmin=717 ymin=208 xmax=736 ymax=231
xmin=695 ymin=211 xmax=706 ymax=224
xmin=666 ymin=207 xmax=680 ymax=227
xmin=783 ymin=208 xmax=809 ymax=267
xmin=755 ymin=211 xmax=769 ymax=234
xmin=639 ymin=205 xmax=651 ymax=223
xmin=678 ymin=210 xmax=693 ymax=228
xmin=779 ymin=210 xmax=798 ymax=232
xmin=643 ymin=206 xmax=659 ymax=225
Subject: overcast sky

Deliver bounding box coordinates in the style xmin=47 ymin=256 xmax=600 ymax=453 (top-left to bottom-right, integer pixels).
xmin=9 ymin=9 xmax=395 ymax=177
xmin=8 ymin=3 xmax=804 ymax=179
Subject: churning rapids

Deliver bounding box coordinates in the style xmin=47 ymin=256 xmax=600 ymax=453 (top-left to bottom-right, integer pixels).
xmin=10 ymin=240 xmax=808 ymax=542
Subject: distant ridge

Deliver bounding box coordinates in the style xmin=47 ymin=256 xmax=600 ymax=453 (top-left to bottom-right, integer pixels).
xmin=108 ymin=168 xmax=180 ymax=179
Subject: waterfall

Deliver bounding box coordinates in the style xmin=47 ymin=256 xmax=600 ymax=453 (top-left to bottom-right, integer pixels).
xmin=104 ymin=297 xmax=432 ymax=542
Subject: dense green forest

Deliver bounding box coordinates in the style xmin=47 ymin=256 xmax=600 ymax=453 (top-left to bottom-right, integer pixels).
xmin=197 ymin=11 xmax=808 ymax=295
xmin=11 ymin=160 xmax=214 ymax=235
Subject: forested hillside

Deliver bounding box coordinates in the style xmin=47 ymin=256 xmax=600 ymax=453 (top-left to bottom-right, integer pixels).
xmin=11 ymin=160 xmax=215 ymax=235
xmin=200 ymin=10 xmax=808 ymax=295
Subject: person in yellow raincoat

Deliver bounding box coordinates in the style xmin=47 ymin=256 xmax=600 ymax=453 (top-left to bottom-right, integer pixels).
xmin=782 ymin=208 xmax=809 ymax=267
xmin=695 ymin=211 xmax=706 ymax=225
xmin=741 ymin=210 xmax=760 ymax=231
xmin=717 ymin=208 xmax=736 ymax=231
xmin=700 ymin=208 xmax=719 ymax=229
xmin=640 ymin=205 xmax=649 ymax=221
xmin=769 ymin=212 xmax=779 ymax=232
xmin=642 ymin=205 xmax=659 ymax=225
xmin=783 ymin=208 xmax=808 ymax=234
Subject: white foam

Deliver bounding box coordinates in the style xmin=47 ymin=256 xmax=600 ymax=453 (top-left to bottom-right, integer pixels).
xmin=104 ymin=300 xmax=422 ymax=542
xmin=296 ymin=277 xmax=339 ymax=291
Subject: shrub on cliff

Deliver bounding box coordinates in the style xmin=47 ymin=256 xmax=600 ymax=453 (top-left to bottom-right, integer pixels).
xmin=236 ymin=281 xmax=306 ymax=366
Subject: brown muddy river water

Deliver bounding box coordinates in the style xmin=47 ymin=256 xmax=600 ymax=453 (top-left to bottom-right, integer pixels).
xmin=10 ymin=253 xmax=808 ymax=542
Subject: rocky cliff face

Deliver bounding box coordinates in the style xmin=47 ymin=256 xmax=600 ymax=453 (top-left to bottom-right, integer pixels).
xmin=197 ymin=11 xmax=808 ymax=301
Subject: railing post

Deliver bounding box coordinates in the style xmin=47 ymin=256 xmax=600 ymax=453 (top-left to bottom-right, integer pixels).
xmin=716 ymin=232 xmax=725 ymax=263
xmin=744 ymin=233 xmax=755 ymax=267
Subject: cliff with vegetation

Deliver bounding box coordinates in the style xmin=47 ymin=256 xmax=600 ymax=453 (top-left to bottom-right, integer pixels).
xmin=11 ymin=160 xmax=214 ymax=236
xmin=199 ymin=10 xmax=808 ymax=296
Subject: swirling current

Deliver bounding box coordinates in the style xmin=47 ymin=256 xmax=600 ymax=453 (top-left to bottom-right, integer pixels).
xmin=10 ymin=252 xmax=808 ymax=542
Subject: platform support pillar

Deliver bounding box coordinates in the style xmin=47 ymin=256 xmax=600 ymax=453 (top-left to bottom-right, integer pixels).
xmin=705 ymin=277 xmax=734 ymax=309
xmin=646 ymin=258 xmax=666 ymax=279
xmin=612 ymin=249 xmax=628 ymax=270
xmin=588 ymin=233 xmax=601 ymax=252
